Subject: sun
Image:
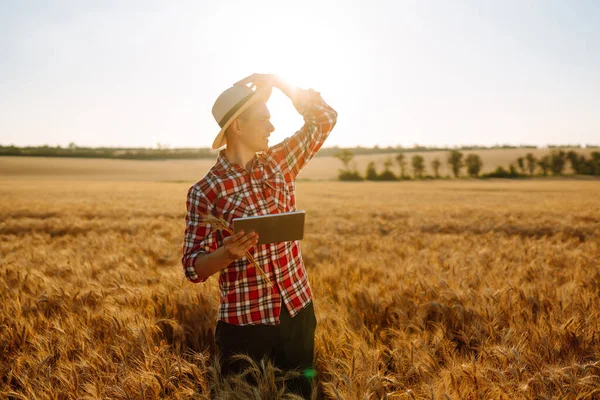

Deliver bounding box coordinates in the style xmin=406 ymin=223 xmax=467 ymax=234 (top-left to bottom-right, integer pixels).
xmin=227 ymin=4 xmax=369 ymax=148
xmin=243 ymin=13 xmax=339 ymax=93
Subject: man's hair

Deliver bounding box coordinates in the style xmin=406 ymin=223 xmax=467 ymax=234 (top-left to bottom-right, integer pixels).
xmin=224 ymin=101 xmax=265 ymax=144
xmin=224 ymin=125 xmax=234 ymax=143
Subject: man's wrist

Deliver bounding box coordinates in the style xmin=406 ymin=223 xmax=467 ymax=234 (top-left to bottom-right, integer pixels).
xmin=273 ymin=77 xmax=296 ymax=100
xmin=216 ymin=246 xmax=236 ymax=265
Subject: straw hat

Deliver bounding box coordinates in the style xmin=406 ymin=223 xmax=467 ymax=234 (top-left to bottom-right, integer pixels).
xmin=211 ymin=85 xmax=272 ymax=150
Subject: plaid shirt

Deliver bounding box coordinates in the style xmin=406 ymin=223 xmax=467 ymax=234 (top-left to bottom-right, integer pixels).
xmin=182 ymin=92 xmax=337 ymax=325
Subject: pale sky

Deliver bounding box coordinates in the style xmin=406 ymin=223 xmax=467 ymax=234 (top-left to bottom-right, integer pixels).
xmin=1 ymin=0 xmax=599 ymax=149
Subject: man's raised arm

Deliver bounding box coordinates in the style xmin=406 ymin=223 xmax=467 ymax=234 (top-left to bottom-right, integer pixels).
xmin=235 ymin=74 xmax=338 ymax=180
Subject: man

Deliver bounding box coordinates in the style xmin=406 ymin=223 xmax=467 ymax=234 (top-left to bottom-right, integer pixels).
xmin=181 ymin=73 xmax=337 ymax=397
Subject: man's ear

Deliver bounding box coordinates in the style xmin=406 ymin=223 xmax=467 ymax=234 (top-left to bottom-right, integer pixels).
xmin=225 ymin=119 xmax=243 ymax=144
xmin=227 ymin=120 xmax=240 ymax=139
xmin=232 ymin=119 xmax=243 ymax=134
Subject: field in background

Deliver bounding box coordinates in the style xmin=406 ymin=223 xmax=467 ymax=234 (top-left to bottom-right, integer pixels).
xmin=1 ymin=166 xmax=599 ymax=398
xmin=1 ymin=146 xmax=595 ymax=181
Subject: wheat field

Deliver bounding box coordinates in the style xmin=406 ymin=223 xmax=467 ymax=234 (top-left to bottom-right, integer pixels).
xmin=1 ymin=164 xmax=599 ymax=399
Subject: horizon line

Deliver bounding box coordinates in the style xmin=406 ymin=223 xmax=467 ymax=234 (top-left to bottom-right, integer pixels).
xmin=1 ymin=143 xmax=599 ymax=150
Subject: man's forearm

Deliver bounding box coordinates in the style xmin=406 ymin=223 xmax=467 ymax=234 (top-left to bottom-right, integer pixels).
xmin=237 ymin=74 xmax=314 ymax=108
xmin=274 ymin=79 xmax=323 ymax=114
xmin=192 ymin=248 xmax=235 ymax=281
xmin=274 ymin=78 xmax=298 ymax=103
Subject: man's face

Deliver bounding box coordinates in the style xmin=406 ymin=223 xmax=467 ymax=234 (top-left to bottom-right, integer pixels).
xmin=236 ymin=102 xmax=275 ymax=152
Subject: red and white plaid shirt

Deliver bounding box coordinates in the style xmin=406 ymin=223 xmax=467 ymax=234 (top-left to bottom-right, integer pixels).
xmin=182 ymin=92 xmax=337 ymax=325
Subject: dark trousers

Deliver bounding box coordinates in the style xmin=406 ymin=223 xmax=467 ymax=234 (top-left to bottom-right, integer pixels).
xmin=215 ymin=302 xmax=317 ymax=398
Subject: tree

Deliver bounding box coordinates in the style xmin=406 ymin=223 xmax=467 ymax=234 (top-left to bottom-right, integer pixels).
xmin=395 ymin=152 xmax=407 ymax=179
xmin=525 ymin=153 xmax=537 ymax=175
xmin=338 ymin=170 xmax=363 ymax=181
xmin=411 ymin=155 xmax=425 ymax=178
xmin=378 ymin=158 xmax=397 ymax=180
xmin=431 ymin=158 xmax=441 ymax=178
xmin=447 ymin=150 xmax=464 ymax=178
xmin=516 ymin=157 xmax=526 ymax=174
xmin=383 ymin=157 xmax=394 ymax=172
xmin=567 ymin=151 xmax=578 ymax=174
xmin=550 ymin=150 xmax=567 ymax=175
xmin=464 ymin=154 xmax=483 ymax=177
xmin=591 ymin=152 xmax=600 ymax=176
xmin=537 ymin=155 xmax=551 ymax=176
xmin=334 ymin=149 xmax=355 ymax=171
xmin=68 ymin=142 xmax=77 ymax=150
xmin=481 ymin=166 xmax=510 ymax=178
xmin=365 ymin=162 xmax=378 ymax=181
xmin=566 ymin=150 xmax=588 ymax=175
xmin=335 ymin=149 xmax=363 ymax=180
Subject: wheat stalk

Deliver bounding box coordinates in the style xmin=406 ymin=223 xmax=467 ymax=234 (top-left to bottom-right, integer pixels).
xmin=201 ymin=215 xmax=274 ymax=289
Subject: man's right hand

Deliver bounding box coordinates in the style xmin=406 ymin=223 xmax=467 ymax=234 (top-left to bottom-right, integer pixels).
xmin=234 ymin=73 xmax=280 ymax=91
xmin=222 ymin=231 xmax=259 ymax=262
xmin=191 ymin=231 xmax=258 ymax=281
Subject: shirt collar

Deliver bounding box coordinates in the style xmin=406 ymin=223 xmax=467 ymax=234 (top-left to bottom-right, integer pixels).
xmin=216 ymin=149 xmax=264 ymax=174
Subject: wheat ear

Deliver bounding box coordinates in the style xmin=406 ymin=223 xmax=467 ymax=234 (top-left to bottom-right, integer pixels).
xmin=201 ymin=215 xmax=274 ymax=289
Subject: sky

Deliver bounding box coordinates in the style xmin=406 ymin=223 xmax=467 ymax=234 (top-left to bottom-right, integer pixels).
xmin=1 ymin=0 xmax=599 ymax=149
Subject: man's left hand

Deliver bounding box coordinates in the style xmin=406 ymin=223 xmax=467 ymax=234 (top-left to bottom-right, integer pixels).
xmin=234 ymin=73 xmax=321 ymax=106
xmin=234 ymin=73 xmax=281 ymax=91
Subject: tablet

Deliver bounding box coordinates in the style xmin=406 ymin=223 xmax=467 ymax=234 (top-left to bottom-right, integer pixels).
xmin=233 ymin=210 xmax=305 ymax=245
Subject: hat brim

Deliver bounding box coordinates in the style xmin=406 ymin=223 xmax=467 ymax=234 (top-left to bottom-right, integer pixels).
xmin=212 ymin=87 xmax=272 ymax=150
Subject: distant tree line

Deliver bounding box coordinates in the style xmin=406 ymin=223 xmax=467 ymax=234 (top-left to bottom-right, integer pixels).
xmin=479 ymin=150 xmax=600 ymax=178
xmin=334 ymin=149 xmax=600 ymax=181
xmin=2 ymin=143 xmax=599 ymax=160
xmin=0 ymin=144 xmax=217 ymax=160
xmin=317 ymin=143 xmax=598 ymax=158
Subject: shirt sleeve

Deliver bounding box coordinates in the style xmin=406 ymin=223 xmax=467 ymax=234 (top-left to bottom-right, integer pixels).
xmin=181 ymin=186 xmax=219 ymax=283
xmin=267 ymin=90 xmax=338 ymax=180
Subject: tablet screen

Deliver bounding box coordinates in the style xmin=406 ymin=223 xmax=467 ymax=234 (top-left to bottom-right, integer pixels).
xmin=233 ymin=211 xmax=305 ymax=245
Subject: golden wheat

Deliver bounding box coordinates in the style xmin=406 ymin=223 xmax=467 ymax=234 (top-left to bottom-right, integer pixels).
xmin=0 ymin=175 xmax=599 ymax=399
xmin=201 ymin=214 xmax=273 ymax=289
